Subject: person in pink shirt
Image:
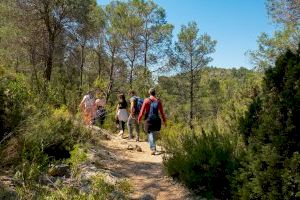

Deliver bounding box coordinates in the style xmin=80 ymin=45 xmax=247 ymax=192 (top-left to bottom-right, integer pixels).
xmin=138 ymin=88 xmax=167 ymax=155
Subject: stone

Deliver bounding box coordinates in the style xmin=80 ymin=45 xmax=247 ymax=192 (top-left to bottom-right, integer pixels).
xmin=103 ymin=134 xmax=111 ymax=140
xmin=127 ymin=144 xmax=134 ymax=150
xmin=140 ymin=193 xmax=155 ymax=200
xmin=47 ymin=164 xmax=71 ymax=178
xmin=135 ymin=145 xmax=142 ymax=152
xmin=96 ymin=150 xmax=118 ymax=160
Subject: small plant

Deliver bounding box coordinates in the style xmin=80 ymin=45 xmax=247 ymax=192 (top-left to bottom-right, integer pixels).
xmin=68 ymin=144 xmax=88 ymax=177
xmin=162 ymin=124 xmax=241 ymax=199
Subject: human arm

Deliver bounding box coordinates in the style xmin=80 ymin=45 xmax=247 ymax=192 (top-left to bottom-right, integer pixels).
xmin=138 ymin=99 xmax=148 ymax=123
xmin=79 ymin=96 xmax=86 ymax=111
xmin=115 ymin=104 xmax=120 ymax=117
xmin=130 ymin=99 xmax=135 ymax=116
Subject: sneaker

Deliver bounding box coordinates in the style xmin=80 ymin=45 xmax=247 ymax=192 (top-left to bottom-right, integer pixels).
xmin=151 ymin=150 xmax=156 ymax=155
xmin=118 ymin=130 xmax=123 ymax=136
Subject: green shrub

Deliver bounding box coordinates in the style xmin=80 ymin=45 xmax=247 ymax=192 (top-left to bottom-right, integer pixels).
xmin=162 ymin=125 xmax=242 ymax=199
xmin=21 ymin=106 xmax=89 ymax=157
xmin=0 ymin=72 xmax=31 ymax=136
xmin=11 ymin=106 xmax=90 ymax=183
xmin=68 ymin=144 xmax=88 ymax=177
xmin=235 ymin=48 xmax=300 ymax=199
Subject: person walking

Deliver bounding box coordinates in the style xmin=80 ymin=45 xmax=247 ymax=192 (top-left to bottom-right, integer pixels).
xmin=116 ymin=93 xmax=129 ymax=138
xmin=93 ymin=98 xmax=106 ymax=127
xmin=127 ymin=90 xmax=143 ymax=141
xmin=138 ymin=88 xmax=166 ymax=155
xmin=79 ymin=91 xmax=96 ymax=125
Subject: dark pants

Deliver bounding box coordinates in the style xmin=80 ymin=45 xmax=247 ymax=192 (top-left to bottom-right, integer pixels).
xmin=119 ymin=121 xmax=125 ymax=132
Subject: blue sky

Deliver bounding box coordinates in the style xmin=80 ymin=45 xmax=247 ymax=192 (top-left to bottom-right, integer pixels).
xmin=97 ymin=0 xmax=276 ymax=69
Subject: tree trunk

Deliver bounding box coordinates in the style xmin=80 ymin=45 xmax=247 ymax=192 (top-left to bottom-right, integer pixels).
xmin=189 ymin=72 xmax=194 ymax=130
xmin=30 ymin=47 xmax=40 ymax=91
xmin=44 ymin=35 xmax=54 ymax=81
xmin=189 ymin=54 xmax=194 ymax=130
xmin=43 ymin=1 xmax=55 ymax=82
xmin=97 ymin=53 xmax=102 ymax=78
xmin=144 ymin=39 xmax=148 ymax=69
xmin=106 ymin=49 xmax=115 ymax=103
xmin=80 ymin=44 xmax=85 ymax=88
xmin=129 ymin=60 xmax=134 ymax=89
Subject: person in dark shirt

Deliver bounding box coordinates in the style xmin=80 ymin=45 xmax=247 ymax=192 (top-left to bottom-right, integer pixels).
xmin=115 ymin=93 xmax=128 ymax=137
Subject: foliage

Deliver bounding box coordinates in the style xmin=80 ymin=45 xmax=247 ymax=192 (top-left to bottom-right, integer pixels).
xmin=0 ymin=71 xmax=32 ymax=136
xmin=248 ymin=27 xmax=300 ymax=70
xmin=14 ymin=175 xmax=132 ymax=200
xmin=249 ymin=0 xmax=299 ymax=71
xmin=158 ymin=67 xmax=262 ymax=133
xmin=235 ymin=48 xmax=300 ymax=199
xmin=266 ymin=0 xmax=300 ymax=26
xmin=68 ymin=144 xmax=88 ymax=177
xmin=171 ymin=21 xmax=216 ymax=129
xmin=162 ymin=124 xmax=242 ymax=199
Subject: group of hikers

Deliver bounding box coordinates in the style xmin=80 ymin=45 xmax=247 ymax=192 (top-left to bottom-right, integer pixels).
xmin=79 ymin=88 xmax=166 ymax=155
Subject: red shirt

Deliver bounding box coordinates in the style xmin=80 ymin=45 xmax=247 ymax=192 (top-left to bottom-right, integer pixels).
xmin=138 ymin=95 xmax=167 ymax=124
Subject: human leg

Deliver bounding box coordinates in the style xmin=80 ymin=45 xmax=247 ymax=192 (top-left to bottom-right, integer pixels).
xmin=148 ymin=131 xmax=156 ymax=151
xmin=118 ymin=121 xmax=125 ymax=137
xmin=121 ymin=121 xmax=125 ymax=132
xmin=127 ymin=116 xmax=134 ymax=139
xmin=135 ymin=119 xmax=140 ymax=141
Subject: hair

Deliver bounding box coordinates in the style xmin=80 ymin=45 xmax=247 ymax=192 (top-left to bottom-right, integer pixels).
xmin=87 ymin=90 xmax=94 ymax=98
xmin=129 ymin=90 xmax=136 ymax=96
xmin=148 ymin=88 xmax=156 ymax=96
xmin=118 ymin=93 xmax=126 ymax=102
xmin=118 ymin=93 xmax=127 ymax=108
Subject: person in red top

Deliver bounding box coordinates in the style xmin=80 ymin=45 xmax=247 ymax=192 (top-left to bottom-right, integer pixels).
xmin=138 ymin=88 xmax=167 ymax=155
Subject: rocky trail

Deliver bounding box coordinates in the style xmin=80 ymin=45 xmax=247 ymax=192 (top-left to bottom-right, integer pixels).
xmin=95 ymin=127 xmax=192 ymax=200
xmin=0 ymin=126 xmax=194 ymax=200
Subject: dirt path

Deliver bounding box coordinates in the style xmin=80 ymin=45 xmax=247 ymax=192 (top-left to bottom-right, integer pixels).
xmin=100 ymin=134 xmax=192 ymax=200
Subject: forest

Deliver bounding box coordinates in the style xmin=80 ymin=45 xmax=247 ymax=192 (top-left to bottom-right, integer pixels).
xmin=0 ymin=0 xmax=300 ymax=199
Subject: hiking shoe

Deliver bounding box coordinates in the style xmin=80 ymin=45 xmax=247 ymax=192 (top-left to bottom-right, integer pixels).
xmin=118 ymin=130 xmax=123 ymax=137
xmin=151 ymin=150 xmax=156 ymax=155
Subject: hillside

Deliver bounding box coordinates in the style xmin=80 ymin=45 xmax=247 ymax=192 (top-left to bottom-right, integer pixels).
xmin=1 ymin=125 xmax=191 ymax=200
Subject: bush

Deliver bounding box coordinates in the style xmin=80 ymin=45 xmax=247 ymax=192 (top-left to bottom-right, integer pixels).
xmin=0 ymin=72 xmax=32 ymax=137
xmin=235 ymin=48 xmax=300 ymax=199
xmin=162 ymin=125 xmax=242 ymax=199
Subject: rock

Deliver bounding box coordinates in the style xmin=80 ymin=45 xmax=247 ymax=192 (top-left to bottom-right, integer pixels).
xmin=48 ymin=164 xmax=71 ymax=178
xmin=135 ymin=145 xmax=142 ymax=152
xmin=80 ymin=164 xmax=98 ymax=180
xmin=90 ymin=125 xmax=113 ymax=140
xmin=103 ymin=172 xmax=119 ymax=185
xmin=96 ymin=149 xmax=118 ymax=160
xmin=127 ymin=144 xmax=134 ymax=150
xmin=39 ymin=174 xmax=55 ymax=185
xmin=103 ymin=134 xmax=111 ymax=140
xmin=140 ymin=193 xmax=155 ymax=200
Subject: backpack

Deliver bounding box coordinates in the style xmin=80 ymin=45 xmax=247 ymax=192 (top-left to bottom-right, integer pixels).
xmin=96 ymin=107 xmax=106 ymax=120
xmin=144 ymin=98 xmax=161 ymax=133
xmin=84 ymin=95 xmax=94 ymax=109
xmin=134 ymin=97 xmax=144 ymax=115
